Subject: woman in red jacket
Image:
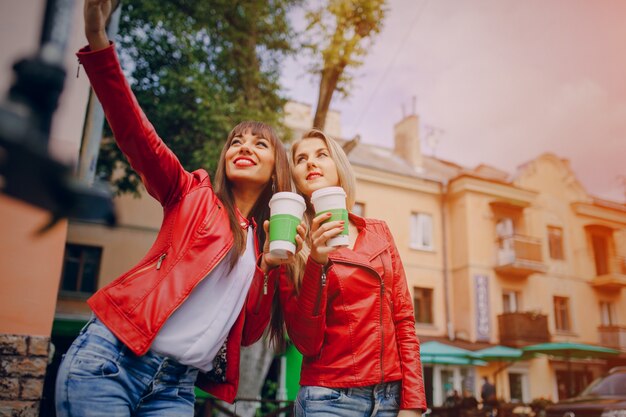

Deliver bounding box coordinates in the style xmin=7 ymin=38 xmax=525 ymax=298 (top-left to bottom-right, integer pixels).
xmin=55 ymin=1 xmax=299 ymax=416
xmin=277 ymin=129 xmax=427 ymax=416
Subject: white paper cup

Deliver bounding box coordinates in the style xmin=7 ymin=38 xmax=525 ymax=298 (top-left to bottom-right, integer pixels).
xmin=310 ymin=186 xmax=349 ymax=247
xmin=268 ymin=192 xmax=306 ymax=259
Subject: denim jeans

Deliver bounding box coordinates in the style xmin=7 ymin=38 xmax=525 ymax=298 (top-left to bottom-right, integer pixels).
xmin=295 ymin=381 xmax=401 ymax=417
xmin=55 ymin=316 xmax=199 ymax=417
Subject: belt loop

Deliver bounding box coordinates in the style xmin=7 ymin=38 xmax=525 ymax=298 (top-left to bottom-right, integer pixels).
xmin=385 ymin=382 xmax=391 ymax=396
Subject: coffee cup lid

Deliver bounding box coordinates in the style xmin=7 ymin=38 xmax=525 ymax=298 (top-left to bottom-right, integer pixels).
xmin=311 ymin=186 xmax=346 ymax=201
xmin=270 ymin=192 xmax=306 ymax=205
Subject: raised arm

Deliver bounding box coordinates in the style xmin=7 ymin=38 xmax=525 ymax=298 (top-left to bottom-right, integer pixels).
xmin=79 ymin=0 xmax=192 ymax=206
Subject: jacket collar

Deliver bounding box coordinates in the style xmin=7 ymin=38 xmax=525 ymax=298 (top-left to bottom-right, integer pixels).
xmin=330 ymin=212 xmax=390 ymax=264
xmin=235 ymin=206 xmax=257 ymax=230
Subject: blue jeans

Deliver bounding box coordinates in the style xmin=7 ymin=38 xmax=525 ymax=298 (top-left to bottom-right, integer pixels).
xmin=295 ymin=381 xmax=401 ymax=417
xmin=55 ymin=316 xmax=199 ymax=417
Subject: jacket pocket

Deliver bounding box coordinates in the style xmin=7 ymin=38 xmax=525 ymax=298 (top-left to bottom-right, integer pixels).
xmin=107 ymin=250 xmax=169 ymax=313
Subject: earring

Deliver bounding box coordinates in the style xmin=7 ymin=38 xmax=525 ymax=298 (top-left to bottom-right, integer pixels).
xmin=271 ymin=178 xmax=276 ymax=194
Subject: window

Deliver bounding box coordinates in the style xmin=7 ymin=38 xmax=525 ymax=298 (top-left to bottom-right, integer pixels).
xmin=553 ymin=296 xmax=571 ymax=332
xmin=591 ymin=233 xmax=610 ymax=275
xmin=600 ymin=302 xmax=615 ymax=326
xmin=508 ymin=372 xmax=528 ymax=403
xmin=547 ymin=226 xmax=565 ymax=260
xmin=413 ymin=287 xmax=434 ymax=324
xmin=410 ymin=213 xmax=433 ymax=250
xmin=60 ymin=244 xmax=102 ymax=295
xmin=502 ymin=290 xmax=521 ymax=313
xmin=352 ymin=202 xmax=365 ymax=217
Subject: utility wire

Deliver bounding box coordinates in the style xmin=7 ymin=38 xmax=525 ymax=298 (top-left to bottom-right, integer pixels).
xmin=353 ymin=0 xmax=430 ymax=131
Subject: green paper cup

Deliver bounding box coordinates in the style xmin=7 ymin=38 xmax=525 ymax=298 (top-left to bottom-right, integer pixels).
xmin=269 ymin=192 xmax=306 ymax=259
xmin=311 ymin=186 xmax=349 ymax=247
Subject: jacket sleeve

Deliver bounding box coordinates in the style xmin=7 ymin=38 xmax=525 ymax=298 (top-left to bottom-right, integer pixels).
xmin=278 ymin=258 xmax=328 ymax=357
xmin=241 ymin=262 xmax=281 ymax=346
xmin=383 ymin=222 xmax=427 ymax=411
xmin=76 ymin=43 xmax=192 ymax=207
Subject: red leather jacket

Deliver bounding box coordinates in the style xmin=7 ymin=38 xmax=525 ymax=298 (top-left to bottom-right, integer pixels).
xmin=279 ymin=214 xmax=427 ymax=410
xmin=77 ymin=44 xmax=277 ymax=403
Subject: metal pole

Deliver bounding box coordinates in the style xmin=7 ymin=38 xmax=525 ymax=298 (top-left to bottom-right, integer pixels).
xmin=277 ymin=355 xmax=288 ymax=417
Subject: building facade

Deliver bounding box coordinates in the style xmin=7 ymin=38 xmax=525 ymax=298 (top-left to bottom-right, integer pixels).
xmin=51 ymin=101 xmax=626 ymax=410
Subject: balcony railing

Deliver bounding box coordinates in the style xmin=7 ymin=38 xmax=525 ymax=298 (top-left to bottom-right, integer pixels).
xmin=590 ymin=256 xmax=626 ymax=290
xmin=494 ymin=235 xmax=547 ymax=277
xmin=498 ymin=312 xmax=550 ymax=347
xmin=598 ymin=325 xmax=626 ymax=351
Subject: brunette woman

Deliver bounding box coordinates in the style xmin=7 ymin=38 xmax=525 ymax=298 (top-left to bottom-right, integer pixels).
xmin=55 ymin=1 xmax=298 ymax=416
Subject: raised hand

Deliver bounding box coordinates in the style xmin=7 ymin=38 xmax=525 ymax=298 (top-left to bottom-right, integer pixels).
xmin=84 ymin=0 xmax=112 ymax=50
xmin=309 ymin=212 xmax=344 ymax=265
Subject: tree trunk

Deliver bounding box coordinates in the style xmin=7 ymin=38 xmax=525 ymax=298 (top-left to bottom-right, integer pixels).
xmin=215 ymin=339 xmax=275 ymax=417
xmin=313 ymin=65 xmax=344 ymax=130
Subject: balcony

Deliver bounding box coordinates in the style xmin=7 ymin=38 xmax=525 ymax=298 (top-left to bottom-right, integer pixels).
xmin=598 ymin=325 xmax=626 ymax=351
xmin=590 ymin=256 xmax=626 ymax=291
xmin=494 ymin=235 xmax=547 ymax=277
xmin=498 ymin=312 xmax=550 ymax=347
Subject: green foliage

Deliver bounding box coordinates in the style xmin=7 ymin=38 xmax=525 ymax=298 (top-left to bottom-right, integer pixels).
xmin=305 ymin=0 xmax=387 ymax=97
xmin=300 ymin=0 xmax=388 ymax=129
xmin=96 ymin=0 xmax=300 ymax=195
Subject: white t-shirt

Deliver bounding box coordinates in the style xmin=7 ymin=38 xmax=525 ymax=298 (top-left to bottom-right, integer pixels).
xmin=150 ymin=226 xmax=256 ymax=371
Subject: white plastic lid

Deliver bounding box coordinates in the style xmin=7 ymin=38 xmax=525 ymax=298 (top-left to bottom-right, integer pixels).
xmin=310 ymin=186 xmax=346 ymax=202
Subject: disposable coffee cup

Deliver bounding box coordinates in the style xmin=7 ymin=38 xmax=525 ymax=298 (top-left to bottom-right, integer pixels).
xmin=269 ymin=192 xmax=306 ymax=259
xmin=310 ymin=186 xmax=349 ymax=247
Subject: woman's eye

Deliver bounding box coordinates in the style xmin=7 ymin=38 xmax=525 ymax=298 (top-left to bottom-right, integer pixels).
xmin=231 ymin=138 xmax=242 ymax=146
xmin=257 ymin=141 xmax=269 ymax=148
xmin=296 ymin=156 xmax=306 ymax=164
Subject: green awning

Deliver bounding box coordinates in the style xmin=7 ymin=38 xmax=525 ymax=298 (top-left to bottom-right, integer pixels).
xmin=421 ymin=354 xmax=487 ymax=366
xmin=521 ymin=342 xmax=620 ymax=359
xmin=420 ymin=341 xmax=477 ymax=357
xmin=473 ymin=345 xmax=524 ymax=361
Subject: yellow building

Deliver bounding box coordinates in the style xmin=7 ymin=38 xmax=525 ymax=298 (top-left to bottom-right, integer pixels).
xmin=342 ymin=112 xmax=626 ymax=405
xmin=53 ymin=102 xmax=625 ymax=408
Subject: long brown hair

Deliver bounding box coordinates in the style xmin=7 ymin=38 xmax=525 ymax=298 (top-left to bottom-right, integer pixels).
xmin=268 ymin=129 xmax=357 ymax=351
xmin=213 ymin=121 xmax=291 ymax=265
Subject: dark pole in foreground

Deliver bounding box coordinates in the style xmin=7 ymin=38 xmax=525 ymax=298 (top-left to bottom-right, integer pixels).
xmin=0 ymin=0 xmax=116 ymax=232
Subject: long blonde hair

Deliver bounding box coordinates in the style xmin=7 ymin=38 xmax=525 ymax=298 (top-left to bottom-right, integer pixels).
xmin=270 ymin=129 xmax=357 ymax=350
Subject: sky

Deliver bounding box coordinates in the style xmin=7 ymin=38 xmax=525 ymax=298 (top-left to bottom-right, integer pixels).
xmin=280 ymin=0 xmax=626 ymax=203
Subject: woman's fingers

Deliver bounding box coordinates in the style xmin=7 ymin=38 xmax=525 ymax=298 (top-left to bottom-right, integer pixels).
xmin=311 ymin=220 xmax=344 ymax=241
xmin=311 ymin=212 xmax=333 ymax=232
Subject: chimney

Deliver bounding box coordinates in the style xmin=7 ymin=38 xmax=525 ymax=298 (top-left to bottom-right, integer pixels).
xmin=393 ymin=114 xmax=422 ymax=169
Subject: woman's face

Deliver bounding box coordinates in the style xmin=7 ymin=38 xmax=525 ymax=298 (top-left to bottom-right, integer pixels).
xmin=225 ymin=130 xmax=275 ymax=189
xmin=292 ymin=138 xmax=340 ymax=197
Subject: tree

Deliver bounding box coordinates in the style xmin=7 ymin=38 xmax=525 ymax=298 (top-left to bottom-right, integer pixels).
xmin=97 ymin=0 xmax=299 ymax=195
xmin=303 ymin=0 xmax=388 ymax=130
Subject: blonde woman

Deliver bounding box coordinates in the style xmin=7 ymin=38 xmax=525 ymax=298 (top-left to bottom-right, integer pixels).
xmin=275 ymin=129 xmax=427 ymax=416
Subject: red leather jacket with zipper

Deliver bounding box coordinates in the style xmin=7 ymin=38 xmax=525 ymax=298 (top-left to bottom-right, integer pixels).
xmin=279 ymin=213 xmax=427 ymax=410
xmin=77 ymin=44 xmax=277 ymax=403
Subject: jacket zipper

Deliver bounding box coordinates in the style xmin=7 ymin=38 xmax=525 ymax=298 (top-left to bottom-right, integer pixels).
xmin=380 ymin=277 xmax=385 ymax=383
xmin=312 ymin=266 xmax=327 ymax=316
xmin=121 ymin=252 xmax=167 ymax=285
xmin=331 ymin=256 xmax=386 ymax=380
xmin=164 ymin=205 xmax=229 ymax=319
